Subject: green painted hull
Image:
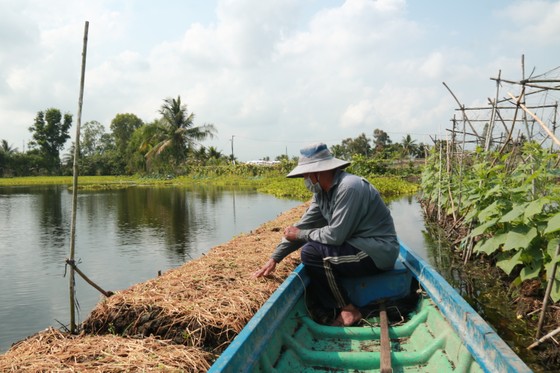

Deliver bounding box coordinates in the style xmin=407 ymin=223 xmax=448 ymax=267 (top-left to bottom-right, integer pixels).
xmin=259 ymin=297 xmax=482 ymax=372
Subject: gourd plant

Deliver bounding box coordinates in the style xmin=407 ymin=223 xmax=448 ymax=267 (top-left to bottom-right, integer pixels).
xmin=422 ymin=141 xmax=560 ymax=302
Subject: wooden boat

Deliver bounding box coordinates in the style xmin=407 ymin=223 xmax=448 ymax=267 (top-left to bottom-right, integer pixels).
xmin=209 ymin=242 xmax=532 ymax=372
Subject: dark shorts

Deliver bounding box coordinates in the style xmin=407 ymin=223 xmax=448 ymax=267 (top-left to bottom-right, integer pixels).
xmin=300 ymin=241 xmax=381 ymax=309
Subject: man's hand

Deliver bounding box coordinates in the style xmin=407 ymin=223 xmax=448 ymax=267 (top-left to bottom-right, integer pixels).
xmin=283 ymin=225 xmax=301 ymax=242
xmin=252 ymin=258 xmax=277 ymax=278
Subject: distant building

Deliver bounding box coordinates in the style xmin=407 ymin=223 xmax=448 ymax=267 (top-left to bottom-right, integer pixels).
xmin=246 ymin=160 xmax=280 ymax=166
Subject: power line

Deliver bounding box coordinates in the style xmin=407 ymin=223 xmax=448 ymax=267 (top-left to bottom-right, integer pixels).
xmin=232 ymin=131 xmax=434 ymax=144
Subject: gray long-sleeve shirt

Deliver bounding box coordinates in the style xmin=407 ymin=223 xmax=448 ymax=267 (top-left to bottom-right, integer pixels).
xmin=271 ymin=170 xmax=399 ymax=270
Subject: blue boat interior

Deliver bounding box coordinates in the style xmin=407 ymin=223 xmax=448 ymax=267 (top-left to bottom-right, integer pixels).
xmin=209 ymin=243 xmax=532 ymax=373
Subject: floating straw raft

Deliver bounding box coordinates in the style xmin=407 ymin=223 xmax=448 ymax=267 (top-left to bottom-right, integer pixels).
xmin=0 ymin=203 xmax=308 ymax=372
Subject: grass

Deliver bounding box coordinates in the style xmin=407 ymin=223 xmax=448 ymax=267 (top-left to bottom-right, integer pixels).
xmin=0 ymin=174 xmax=418 ymax=200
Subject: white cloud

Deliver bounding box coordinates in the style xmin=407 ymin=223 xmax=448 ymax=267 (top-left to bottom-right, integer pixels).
xmin=1 ymin=0 xmax=559 ymax=160
xmin=340 ymin=99 xmax=376 ymax=129
xmin=501 ymin=1 xmax=560 ymax=46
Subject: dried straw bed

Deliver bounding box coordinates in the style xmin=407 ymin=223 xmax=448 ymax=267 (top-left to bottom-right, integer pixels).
xmin=0 ymin=203 xmax=308 ymax=372
xmin=0 ymin=328 xmax=212 ymax=372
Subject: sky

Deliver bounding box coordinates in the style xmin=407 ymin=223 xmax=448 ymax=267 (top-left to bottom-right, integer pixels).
xmin=1 ymin=0 xmax=560 ymax=162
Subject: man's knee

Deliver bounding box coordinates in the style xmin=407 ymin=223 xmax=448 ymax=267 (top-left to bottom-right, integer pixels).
xmin=300 ymin=242 xmax=321 ymax=265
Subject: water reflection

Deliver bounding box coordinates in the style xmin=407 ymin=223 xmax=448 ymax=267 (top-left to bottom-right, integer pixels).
xmin=0 ymin=185 xmax=301 ymax=353
xmin=38 ymin=186 xmax=70 ymax=264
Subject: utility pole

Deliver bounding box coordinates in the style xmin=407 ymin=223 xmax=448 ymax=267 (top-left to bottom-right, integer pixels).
xmin=230 ymin=135 xmax=235 ymax=164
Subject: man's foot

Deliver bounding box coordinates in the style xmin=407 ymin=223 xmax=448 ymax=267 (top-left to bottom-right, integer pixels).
xmin=331 ymin=304 xmax=362 ymax=326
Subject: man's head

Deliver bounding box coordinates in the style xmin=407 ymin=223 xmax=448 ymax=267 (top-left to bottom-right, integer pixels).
xmin=286 ymin=142 xmax=350 ymax=178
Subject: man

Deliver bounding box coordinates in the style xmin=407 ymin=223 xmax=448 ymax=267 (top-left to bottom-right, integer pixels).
xmin=253 ymin=142 xmax=399 ymax=326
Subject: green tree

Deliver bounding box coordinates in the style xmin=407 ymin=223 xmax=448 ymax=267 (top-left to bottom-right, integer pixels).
xmin=373 ymin=129 xmax=391 ymax=151
xmin=145 ymin=96 xmax=216 ymax=171
xmin=128 ymin=123 xmax=159 ymax=173
xmin=110 ymin=113 xmax=144 ymax=156
xmin=81 ymin=120 xmax=106 ymax=157
xmin=28 ymin=108 xmax=72 ymax=174
xmin=342 ymin=133 xmax=371 ymax=157
xmin=331 ymin=144 xmax=347 ymax=159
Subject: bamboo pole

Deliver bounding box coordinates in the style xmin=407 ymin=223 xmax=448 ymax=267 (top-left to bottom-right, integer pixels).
xmin=484 ymin=70 xmax=501 ymax=151
xmin=528 ymin=325 xmax=560 ymax=350
xmin=535 ymin=243 xmax=560 ymax=339
xmin=458 ymin=115 xmax=465 ymax=212
xmin=69 ymin=21 xmax=89 ymax=334
xmin=437 ymin=138 xmax=443 ymax=222
xmin=489 ymin=99 xmax=514 ymax=134
xmin=459 ymin=104 xmax=557 ymax=111
xmin=446 ymin=130 xmax=457 ymax=223
xmin=551 ymin=102 xmax=558 ymax=152
xmin=507 ymin=92 xmax=560 ymax=147
xmin=442 ymin=82 xmax=481 ymax=140
xmin=491 ymin=76 xmax=560 ymax=91
xmin=496 ymin=87 xmax=525 ymax=157
xmin=520 ymin=56 xmax=533 ymax=141
xmin=65 ymin=259 xmax=112 ymax=297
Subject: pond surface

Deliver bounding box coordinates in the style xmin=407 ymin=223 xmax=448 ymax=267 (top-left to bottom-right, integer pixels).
xmin=0 ymin=185 xmax=304 ymax=352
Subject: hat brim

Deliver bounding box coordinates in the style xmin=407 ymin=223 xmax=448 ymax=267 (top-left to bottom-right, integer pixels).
xmin=286 ymin=158 xmax=351 ymax=178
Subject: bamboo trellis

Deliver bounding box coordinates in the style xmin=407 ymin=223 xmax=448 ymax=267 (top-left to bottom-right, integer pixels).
xmin=439 ymin=55 xmax=560 ymax=217
xmin=438 ymin=55 xmax=560 ymax=346
xmin=442 ymin=58 xmax=560 ymax=156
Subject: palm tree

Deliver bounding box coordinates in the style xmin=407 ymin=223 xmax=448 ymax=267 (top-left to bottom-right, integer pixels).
xmin=1 ymin=139 xmax=17 ymax=154
xmin=146 ymin=96 xmax=216 ymax=168
xmin=401 ymin=134 xmax=418 ymax=159
xmin=0 ymin=139 xmax=18 ymax=177
xmin=207 ymin=146 xmax=224 ymax=160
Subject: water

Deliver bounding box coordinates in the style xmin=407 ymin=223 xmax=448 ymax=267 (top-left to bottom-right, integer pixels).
xmin=0 ymin=188 xmax=495 ymax=357
xmin=0 ymin=185 xmax=301 ymax=352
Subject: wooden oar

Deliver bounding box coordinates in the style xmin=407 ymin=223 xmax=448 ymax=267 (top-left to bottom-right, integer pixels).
xmin=379 ymin=301 xmax=392 ymax=373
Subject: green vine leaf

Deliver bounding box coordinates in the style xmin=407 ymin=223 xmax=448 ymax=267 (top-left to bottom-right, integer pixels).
xmin=478 ymin=201 xmax=501 ymax=221
xmin=497 ymin=250 xmax=523 ymax=275
xmin=519 ymin=246 xmax=543 ymax=282
xmin=499 ymin=203 xmax=527 ymax=223
xmin=503 ymin=226 xmax=537 ymax=251
xmin=544 ymin=255 xmax=560 ymax=277
xmin=547 ymin=276 xmax=560 ymax=303
xmin=469 ymin=218 xmax=499 ymax=237
xmin=544 ymin=212 xmax=560 ymax=235
xmin=547 ymin=239 xmax=560 ymax=258
xmin=474 ymin=233 xmax=508 ymax=255
xmin=520 ymin=262 xmax=541 ymax=281
xmin=524 ymin=197 xmax=550 ymax=220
